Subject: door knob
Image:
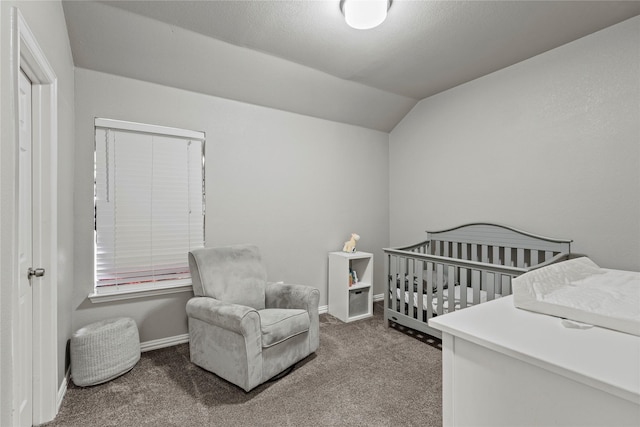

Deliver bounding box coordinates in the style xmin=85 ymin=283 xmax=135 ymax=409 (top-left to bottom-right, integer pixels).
xmin=28 ymin=267 xmax=45 ymax=278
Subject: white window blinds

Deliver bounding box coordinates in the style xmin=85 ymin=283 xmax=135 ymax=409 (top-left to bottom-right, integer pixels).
xmin=94 ymin=119 xmax=205 ymax=294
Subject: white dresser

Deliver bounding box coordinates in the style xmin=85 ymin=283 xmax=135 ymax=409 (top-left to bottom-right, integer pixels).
xmin=429 ymin=295 xmax=640 ymax=427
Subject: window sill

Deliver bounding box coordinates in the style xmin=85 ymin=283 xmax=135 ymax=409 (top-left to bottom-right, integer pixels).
xmin=88 ymin=282 xmax=193 ymax=303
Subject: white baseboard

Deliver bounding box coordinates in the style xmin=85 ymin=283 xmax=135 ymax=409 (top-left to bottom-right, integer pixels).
xmin=140 ymin=333 xmax=190 ymax=353
xmin=373 ymin=293 xmax=384 ymax=302
xmin=57 ymin=367 xmax=70 ymax=412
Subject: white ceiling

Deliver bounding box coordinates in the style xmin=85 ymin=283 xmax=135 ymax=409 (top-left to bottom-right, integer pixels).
xmin=62 ymin=0 xmax=640 ymax=132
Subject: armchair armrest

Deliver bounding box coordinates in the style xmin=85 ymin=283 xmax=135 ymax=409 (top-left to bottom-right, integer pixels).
xmin=265 ymin=283 xmax=320 ymax=311
xmin=186 ymin=296 xmax=260 ymax=336
xmin=266 ymin=283 xmax=320 ymax=353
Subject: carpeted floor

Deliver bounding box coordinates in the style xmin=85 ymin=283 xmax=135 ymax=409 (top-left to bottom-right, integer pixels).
xmin=46 ymin=302 xmax=442 ymax=426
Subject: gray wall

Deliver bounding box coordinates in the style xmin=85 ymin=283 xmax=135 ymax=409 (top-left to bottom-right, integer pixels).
xmin=3 ymin=6 xmax=637 ymax=419
xmin=73 ymin=68 xmax=390 ymax=343
xmin=389 ymin=16 xmax=640 ymax=271
xmin=0 ymin=0 xmax=75 ymax=418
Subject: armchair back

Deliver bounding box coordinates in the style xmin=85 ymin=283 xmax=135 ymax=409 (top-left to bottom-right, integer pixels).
xmin=188 ymin=244 xmax=267 ymax=309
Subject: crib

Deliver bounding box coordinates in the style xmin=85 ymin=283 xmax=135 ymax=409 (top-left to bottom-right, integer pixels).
xmin=383 ymin=223 xmax=572 ymax=338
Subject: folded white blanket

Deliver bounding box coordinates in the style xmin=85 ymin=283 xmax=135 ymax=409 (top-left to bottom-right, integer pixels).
xmin=513 ymin=257 xmax=640 ymax=336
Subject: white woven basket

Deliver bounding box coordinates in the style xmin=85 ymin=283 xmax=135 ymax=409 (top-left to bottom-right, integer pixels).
xmin=71 ymin=317 xmax=140 ymax=387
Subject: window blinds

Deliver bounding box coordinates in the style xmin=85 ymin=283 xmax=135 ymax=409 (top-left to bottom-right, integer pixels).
xmin=94 ymin=119 xmax=205 ymax=293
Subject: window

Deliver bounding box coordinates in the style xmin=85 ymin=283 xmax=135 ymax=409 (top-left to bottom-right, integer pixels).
xmin=93 ymin=118 xmax=205 ymax=300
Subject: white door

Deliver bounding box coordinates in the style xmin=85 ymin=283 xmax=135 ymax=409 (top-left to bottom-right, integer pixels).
xmin=18 ymin=68 xmax=34 ymax=427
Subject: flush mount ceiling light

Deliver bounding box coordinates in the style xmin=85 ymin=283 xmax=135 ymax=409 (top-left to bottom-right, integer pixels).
xmin=341 ymin=0 xmax=391 ymax=30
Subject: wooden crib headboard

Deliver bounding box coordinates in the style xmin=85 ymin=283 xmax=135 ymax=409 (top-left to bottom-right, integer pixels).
xmin=425 ymin=223 xmax=572 ymax=254
xmin=394 ymin=223 xmax=572 ymax=270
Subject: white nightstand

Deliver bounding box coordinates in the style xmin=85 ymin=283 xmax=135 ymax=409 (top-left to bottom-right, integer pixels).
xmin=328 ymin=251 xmax=373 ymax=322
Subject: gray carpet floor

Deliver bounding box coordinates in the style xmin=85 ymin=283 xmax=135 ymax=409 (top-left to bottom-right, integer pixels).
xmin=46 ymin=303 xmax=442 ymax=426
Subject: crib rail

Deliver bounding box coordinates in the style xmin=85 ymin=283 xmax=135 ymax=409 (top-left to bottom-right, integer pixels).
xmin=383 ymin=224 xmax=572 ymax=339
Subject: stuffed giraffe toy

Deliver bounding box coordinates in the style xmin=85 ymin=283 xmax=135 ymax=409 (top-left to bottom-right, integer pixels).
xmin=342 ymin=233 xmax=360 ymax=253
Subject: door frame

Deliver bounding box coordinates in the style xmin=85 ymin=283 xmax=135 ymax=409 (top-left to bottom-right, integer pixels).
xmin=1 ymin=8 xmax=58 ymax=425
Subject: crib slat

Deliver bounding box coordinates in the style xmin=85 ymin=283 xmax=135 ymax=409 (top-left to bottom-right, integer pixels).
xmin=486 ymin=272 xmax=495 ymax=301
xmin=460 ymin=244 xmax=469 ymax=295
xmin=403 ymin=257 xmax=410 ymax=316
xmin=459 ymin=266 xmax=468 ymax=309
xmin=492 ymin=247 xmax=501 ymax=295
xmin=391 ymin=256 xmax=398 ymax=313
xmin=461 ymin=243 xmax=469 ymax=261
xmin=388 ymin=255 xmax=395 ymax=312
xmin=416 ymin=260 xmax=424 ymax=317
xmin=471 ymin=269 xmax=481 ymax=305
xmin=517 ymin=248 xmax=525 ymax=268
xmin=389 ymin=255 xmax=392 ymax=297
xmin=531 ymin=249 xmax=539 ymax=266
xmin=447 ymin=265 xmax=455 ymax=312
xmin=398 ymin=255 xmax=405 ymax=313
xmin=414 ymin=258 xmax=421 ymax=320
xmin=398 ymin=256 xmax=405 ymax=314
xmin=503 ymin=275 xmax=512 ymax=296
xmin=426 ymin=262 xmax=434 ymax=320
xmin=387 ymin=255 xmax=392 ymax=312
xmin=408 ymin=258 xmax=414 ymax=315
xmin=452 ymin=243 xmax=459 ymax=284
xmin=482 ymin=269 xmax=489 ymax=297
xmin=544 ymin=250 xmax=553 ymax=261
xmin=504 ymin=248 xmax=512 ymax=267
xmin=436 ymin=263 xmax=444 ymax=315
xmin=410 ymin=258 xmax=417 ymax=319
xmin=407 ymin=258 xmax=415 ymax=319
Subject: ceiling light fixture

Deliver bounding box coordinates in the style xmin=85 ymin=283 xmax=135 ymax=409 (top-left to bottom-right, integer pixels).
xmin=341 ymin=0 xmax=391 ymax=30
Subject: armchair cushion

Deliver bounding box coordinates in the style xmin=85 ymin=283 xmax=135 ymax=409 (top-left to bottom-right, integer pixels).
xmin=258 ymin=309 xmax=309 ymax=348
xmin=189 ymin=244 xmax=267 ymax=309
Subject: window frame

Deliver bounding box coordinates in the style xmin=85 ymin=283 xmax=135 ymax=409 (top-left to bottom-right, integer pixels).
xmin=90 ymin=118 xmax=205 ymax=303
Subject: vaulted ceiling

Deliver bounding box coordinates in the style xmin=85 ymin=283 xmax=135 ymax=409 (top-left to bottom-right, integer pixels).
xmin=62 ymin=1 xmax=640 ymax=132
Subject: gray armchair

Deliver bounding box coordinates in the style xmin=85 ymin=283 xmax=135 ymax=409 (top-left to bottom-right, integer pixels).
xmin=186 ymin=244 xmax=320 ymax=392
